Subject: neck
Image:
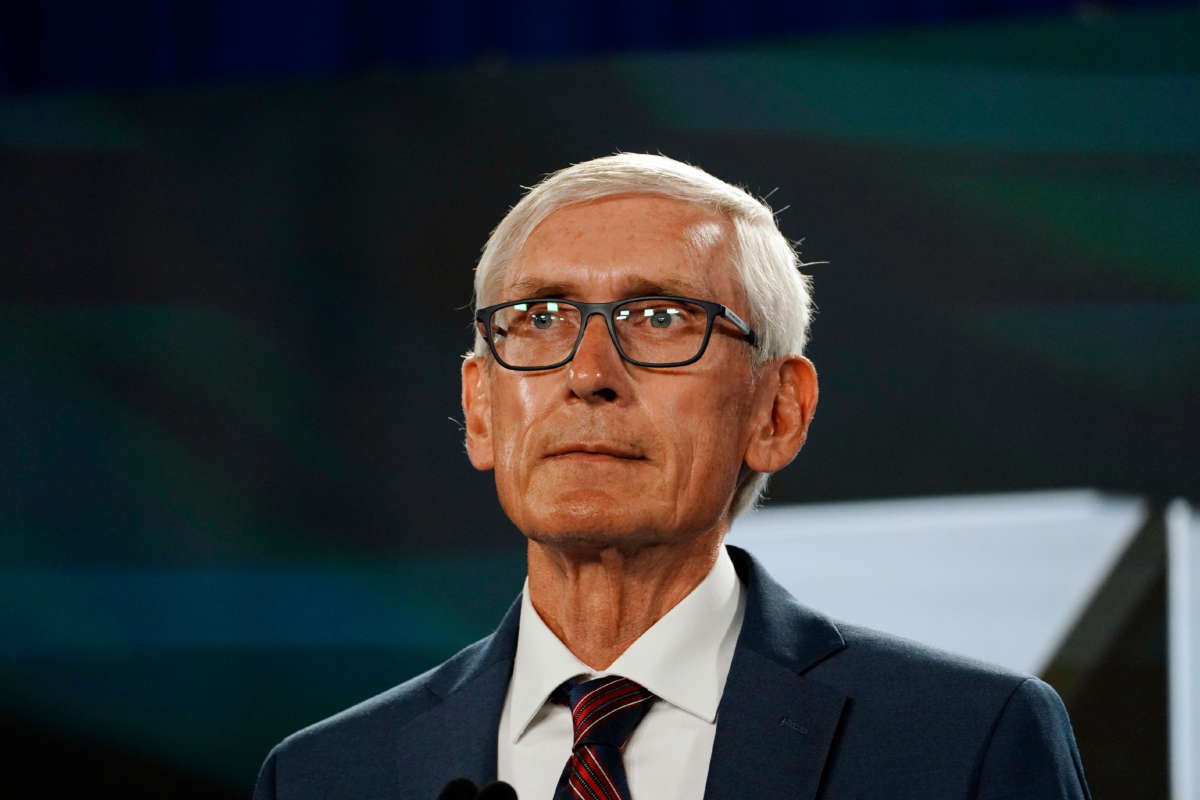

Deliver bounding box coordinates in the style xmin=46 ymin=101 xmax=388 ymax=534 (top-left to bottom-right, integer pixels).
xmin=526 ymin=530 xmax=725 ymax=670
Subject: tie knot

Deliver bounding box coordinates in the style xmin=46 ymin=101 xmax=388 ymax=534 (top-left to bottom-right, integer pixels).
xmin=560 ymin=676 xmax=656 ymax=750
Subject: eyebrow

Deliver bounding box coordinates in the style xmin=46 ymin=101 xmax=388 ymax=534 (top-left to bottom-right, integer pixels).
xmin=504 ymin=275 xmax=714 ymax=300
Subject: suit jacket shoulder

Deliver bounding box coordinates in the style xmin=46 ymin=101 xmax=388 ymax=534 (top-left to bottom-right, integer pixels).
xmin=814 ymin=624 xmax=1089 ymax=800
xmin=714 ymin=546 xmax=1091 ymax=800
xmin=254 ymin=598 xmax=520 ymax=800
xmin=821 ymin=619 xmax=1028 ymax=714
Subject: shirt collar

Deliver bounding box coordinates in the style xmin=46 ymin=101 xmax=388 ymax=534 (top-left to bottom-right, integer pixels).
xmin=506 ymin=546 xmax=745 ymax=742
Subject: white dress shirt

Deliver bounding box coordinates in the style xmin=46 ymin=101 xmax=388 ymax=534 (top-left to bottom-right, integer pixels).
xmin=497 ymin=547 xmax=746 ymax=800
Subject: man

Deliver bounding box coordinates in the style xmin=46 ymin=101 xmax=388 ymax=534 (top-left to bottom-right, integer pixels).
xmin=254 ymin=154 xmax=1090 ymax=799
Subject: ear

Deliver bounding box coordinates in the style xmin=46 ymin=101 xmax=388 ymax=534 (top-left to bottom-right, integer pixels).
xmin=461 ymin=356 xmax=494 ymax=471
xmin=743 ymin=355 xmax=818 ymax=474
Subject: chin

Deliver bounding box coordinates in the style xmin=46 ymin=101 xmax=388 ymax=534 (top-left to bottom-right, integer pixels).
xmin=519 ymin=490 xmax=665 ymax=549
xmin=541 ymin=488 xmax=627 ymax=527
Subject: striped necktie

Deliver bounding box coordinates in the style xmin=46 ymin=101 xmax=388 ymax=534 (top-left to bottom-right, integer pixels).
xmin=552 ymin=676 xmax=656 ymax=800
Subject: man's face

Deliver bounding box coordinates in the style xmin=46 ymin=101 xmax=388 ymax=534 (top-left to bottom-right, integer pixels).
xmin=463 ymin=195 xmax=778 ymax=550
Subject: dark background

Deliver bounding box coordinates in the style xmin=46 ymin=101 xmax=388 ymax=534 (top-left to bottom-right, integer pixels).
xmin=1 ymin=2 xmax=1197 ymax=796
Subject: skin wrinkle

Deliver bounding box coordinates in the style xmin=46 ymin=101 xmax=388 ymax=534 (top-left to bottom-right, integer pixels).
xmin=462 ymin=195 xmax=817 ymax=669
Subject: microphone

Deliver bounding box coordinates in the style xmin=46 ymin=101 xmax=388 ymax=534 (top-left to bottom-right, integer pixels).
xmin=437 ymin=779 xmax=518 ymax=799
xmin=437 ymin=778 xmax=478 ymax=800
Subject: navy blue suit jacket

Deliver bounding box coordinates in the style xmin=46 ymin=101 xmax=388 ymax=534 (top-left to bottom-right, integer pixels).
xmin=254 ymin=546 xmax=1090 ymax=799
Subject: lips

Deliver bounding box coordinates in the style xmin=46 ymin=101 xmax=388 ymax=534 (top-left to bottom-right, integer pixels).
xmin=547 ymin=443 xmax=645 ymax=460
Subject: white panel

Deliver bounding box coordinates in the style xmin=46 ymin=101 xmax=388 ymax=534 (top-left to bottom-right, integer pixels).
xmin=1167 ymin=499 xmax=1197 ymax=800
xmin=732 ymin=489 xmax=1143 ymax=675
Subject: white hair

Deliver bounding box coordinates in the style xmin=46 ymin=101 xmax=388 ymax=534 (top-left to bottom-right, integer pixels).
xmin=471 ymin=153 xmax=814 ymax=516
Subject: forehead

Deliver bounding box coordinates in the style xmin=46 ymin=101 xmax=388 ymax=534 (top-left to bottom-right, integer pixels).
xmin=503 ymin=194 xmax=739 ymax=301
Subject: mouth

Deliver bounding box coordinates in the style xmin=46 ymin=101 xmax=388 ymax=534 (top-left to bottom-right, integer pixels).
xmin=547 ymin=444 xmax=646 ymax=461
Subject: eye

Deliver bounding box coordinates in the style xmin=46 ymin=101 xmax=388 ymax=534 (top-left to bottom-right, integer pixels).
xmin=649 ymin=309 xmax=676 ymax=328
xmin=617 ymin=301 xmax=694 ymax=331
xmin=509 ymin=300 xmax=565 ymax=332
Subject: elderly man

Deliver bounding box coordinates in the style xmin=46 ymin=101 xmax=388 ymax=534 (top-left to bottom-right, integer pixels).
xmin=254 ymin=154 xmax=1090 ymax=799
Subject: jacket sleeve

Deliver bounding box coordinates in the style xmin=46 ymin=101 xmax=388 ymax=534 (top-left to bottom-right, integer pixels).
xmin=974 ymin=677 xmax=1091 ymax=800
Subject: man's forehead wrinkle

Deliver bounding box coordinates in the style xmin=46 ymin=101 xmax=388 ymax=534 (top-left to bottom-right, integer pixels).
xmin=622 ymin=275 xmax=713 ymax=298
xmin=501 ymin=272 xmax=714 ymax=302
xmin=505 ymin=276 xmax=572 ymax=298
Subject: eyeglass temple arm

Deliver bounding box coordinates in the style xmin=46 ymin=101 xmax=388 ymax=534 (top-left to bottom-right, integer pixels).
xmin=721 ymin=306 xmax=758 ymax=347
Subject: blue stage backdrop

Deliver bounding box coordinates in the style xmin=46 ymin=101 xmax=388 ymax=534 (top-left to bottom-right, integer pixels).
xmin=1 ymin=5 xmax=1197 ymax=797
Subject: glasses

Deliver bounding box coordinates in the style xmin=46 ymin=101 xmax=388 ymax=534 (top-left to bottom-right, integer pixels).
xmin=475 ymin=296 xmax=757 ymax=371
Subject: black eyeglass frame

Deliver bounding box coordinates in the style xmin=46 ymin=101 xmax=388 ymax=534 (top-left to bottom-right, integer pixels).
xmin=474 ymin=295 xmax=758 ymax=371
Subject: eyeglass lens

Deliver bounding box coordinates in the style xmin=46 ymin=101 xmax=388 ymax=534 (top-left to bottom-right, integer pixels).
xmin=488 ymin=299 xmax=711 ymax=367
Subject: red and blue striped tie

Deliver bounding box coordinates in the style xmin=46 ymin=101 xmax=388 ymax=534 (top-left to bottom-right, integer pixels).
xmin=552 ymin=676 xmax=657 ymax=800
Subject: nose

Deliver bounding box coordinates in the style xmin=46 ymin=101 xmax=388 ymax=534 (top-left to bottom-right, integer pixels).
xmin=566 ymin=313 xmax=625 ymax=402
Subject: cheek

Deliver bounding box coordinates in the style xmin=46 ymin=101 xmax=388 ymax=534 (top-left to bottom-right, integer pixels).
xmin=658 ymin=384 xmax=753 ymax=491
xmin=489 ymin=377 xmax=550 ymax=476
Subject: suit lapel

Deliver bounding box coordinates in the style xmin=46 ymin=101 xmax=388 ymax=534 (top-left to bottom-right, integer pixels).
xmin=393 ymin=595 xmax=521 ymax=799
xmin=704 ymin=547 xmax=849 ymax=800
xmin=705 ymin=648 xmax=846 ymax=800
